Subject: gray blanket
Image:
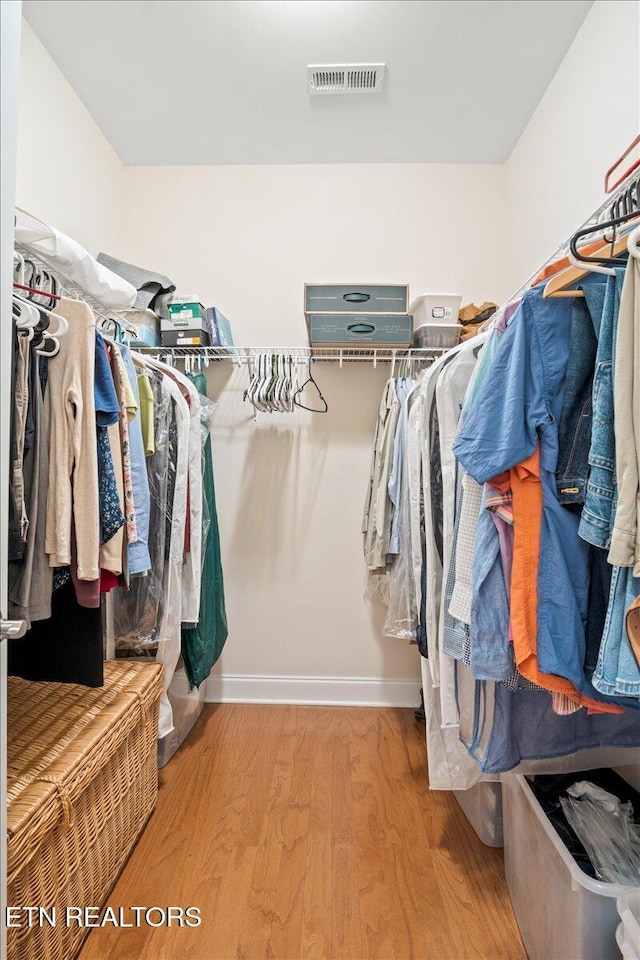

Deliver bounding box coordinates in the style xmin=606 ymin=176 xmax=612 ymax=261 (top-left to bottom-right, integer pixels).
xmin=97 ymin=252 xmax=176 ymax=316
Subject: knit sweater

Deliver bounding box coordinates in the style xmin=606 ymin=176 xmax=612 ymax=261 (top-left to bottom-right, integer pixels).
xmin=44 ymin=297 xmax=100 ymax=580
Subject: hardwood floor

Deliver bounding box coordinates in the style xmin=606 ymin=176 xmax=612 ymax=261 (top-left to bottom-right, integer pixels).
xmin=79 ymin=705 xmax=526 ymax=960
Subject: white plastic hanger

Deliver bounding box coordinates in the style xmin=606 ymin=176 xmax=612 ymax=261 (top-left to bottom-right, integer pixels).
xmin=12 ymin=292 xmax=69 ymax=338
xmin=627 ymin=224 xmax=640 ymax=259
xmin=13 ymin=294 xmax=62 ymax=355
xmin=567 ymin=248 xmax=616 ymax=276
xmin=13 ymin=296 xmax=41 ymax=329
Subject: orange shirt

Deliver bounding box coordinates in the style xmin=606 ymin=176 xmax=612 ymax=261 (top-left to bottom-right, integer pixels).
xmin=509 ymin=446 xmax=622 ymax=715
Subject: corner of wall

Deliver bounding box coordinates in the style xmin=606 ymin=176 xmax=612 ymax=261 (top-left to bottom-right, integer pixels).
xmin=504 ymin=0 xmax=640 ymax=290
xmin=16 ymin=19 xmax=127 ymax=255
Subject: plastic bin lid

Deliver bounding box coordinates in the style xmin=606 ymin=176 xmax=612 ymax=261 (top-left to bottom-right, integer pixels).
xmin=414 ymin=321 xmax=461 ymax=330
xmin=411 ymin=292 xmax=462 ymax=301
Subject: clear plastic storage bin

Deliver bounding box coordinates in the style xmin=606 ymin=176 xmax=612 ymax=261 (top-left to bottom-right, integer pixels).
xmin=616 ymin=890 xmax=640 ymax=960
xmin=453 ymin=781 xmax=503 ymax=847
xmin=157 ymin=666 xmax=206 ymax=767
xmin=413 ymin=322 xmax=460 ymax=349
xmin=503 ymin=774 xmax=636 ymax=960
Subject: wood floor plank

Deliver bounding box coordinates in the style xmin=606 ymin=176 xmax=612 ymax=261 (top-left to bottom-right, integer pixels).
xmin=348 ymin=709 xmax=456 ymax=960
xmin=330 ymin=711 xmax=364 ymax=960
xmin=265 ymin=712 xmax=315 ymax=960
xmin=79 ymin=704 xmax=526 ymax=960
xmin=300 ymin=712 xmax=335 ymax=959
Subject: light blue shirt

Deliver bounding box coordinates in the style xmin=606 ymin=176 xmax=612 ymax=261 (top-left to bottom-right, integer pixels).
xmin=120 ymin=344 xmax=152 ymax=575
xmin=387 ymin=378 xmax=415 ymax=555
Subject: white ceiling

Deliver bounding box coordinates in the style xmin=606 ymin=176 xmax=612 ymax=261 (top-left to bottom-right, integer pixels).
xmin=23 ymin=0 xmax=593 ymax=166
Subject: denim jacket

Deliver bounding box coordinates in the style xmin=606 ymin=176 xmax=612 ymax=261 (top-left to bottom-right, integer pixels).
xmin=555 ymin=283 xmax=605 ymax=505
xmin=578 ymin=269 xmax=627 ymax=548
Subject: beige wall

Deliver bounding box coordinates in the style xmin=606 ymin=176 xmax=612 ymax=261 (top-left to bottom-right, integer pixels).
xmin=505 ymin=0 xmax=640 ymax=290
xmin=120 ymin=163 xmax=510 ymax=340
xmin=15 ymin=0 xmax=639 ymax=700
xmin=120 ymin=164 xmax=508 ymax=694
xmin=15 ymin=21 xmax=509 ymax=698
xmin=16 ymin=22 xmax=125 ymax=255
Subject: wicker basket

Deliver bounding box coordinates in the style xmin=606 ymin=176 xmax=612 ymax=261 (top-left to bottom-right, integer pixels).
xmin=7 ymin=661 xmax=163 ymax=960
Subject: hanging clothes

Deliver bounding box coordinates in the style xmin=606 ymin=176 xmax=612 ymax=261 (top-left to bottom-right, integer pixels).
xmin=112 ymin=365 xmax=171 ymax=661
xmin=8 ymin=577 xmax=104 ymax=687
xmin=44 ymin=297 xmax=100 ymax=580
xmin=365 ymin=246 xmax=640 ymax=785
xmin=120 ymin=343 xmax=152 ymax=576
xmin=363 ymin=378 xmax=401 ymax=573
xmin=181 ymin=372 xmax=228 ymax=688
xmin=9 ymin=226 xmax=229 ymax=715
xmin=8 ymin=340 xmax=42 ymax=621
xmin=609 ymin=256 xmax=640 ymax=574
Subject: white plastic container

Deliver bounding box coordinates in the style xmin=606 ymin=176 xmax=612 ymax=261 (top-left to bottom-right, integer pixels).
xmin=157 ymin=666 xmax=206 ymax=768
xmin=503 ymin=774 xmax=635 ymax=960
xmin=616 ymin=890 xmax=640 ymax=960
xmin=409 ymin=293 xmax=462 ymax=326
xmin=453 ymin=781 xmax=503 ymax=847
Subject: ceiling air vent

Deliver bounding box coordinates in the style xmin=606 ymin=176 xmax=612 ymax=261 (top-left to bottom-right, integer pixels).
xmin=308 ymin=63 xmax=386 ymax=96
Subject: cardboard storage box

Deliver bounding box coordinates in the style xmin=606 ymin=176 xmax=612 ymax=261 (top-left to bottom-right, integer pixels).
xmin=205 ymin=307 xmax=235 ymax=348
xmin=165 ymin=296 xmax=205 ymax=327
xmin=161 ymin=326 xmax=210 ymax=347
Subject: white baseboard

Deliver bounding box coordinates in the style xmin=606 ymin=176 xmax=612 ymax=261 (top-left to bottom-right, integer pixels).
xmin=204 ymin=674 xmax=421 ymax=708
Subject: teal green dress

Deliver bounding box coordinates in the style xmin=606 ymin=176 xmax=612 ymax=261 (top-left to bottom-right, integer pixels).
xmin=181 ymin=373 xmax=228 ymax=687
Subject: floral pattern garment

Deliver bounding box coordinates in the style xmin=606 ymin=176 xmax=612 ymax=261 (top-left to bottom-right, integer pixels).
xmin=97 ymin=425 xmax=126 ymax=545
xmin=108 ymin=344 xmax=137 ymax=543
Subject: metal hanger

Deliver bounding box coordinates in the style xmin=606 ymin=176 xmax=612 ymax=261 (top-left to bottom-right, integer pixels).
xmin=293 ymin=359 xmax=328 ymax=413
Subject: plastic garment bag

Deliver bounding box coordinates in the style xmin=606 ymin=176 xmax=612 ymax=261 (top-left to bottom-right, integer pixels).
xmin=383 ymin=381 xmax=423 ymax=640
xmin=112 ymin=369 xmax=171 ymax=659
xmin=154 ymin=374 xmax=190 ymax=736
xmin=382 ymin=488 xmax=416 ymax=640
xmin=383 ymin=401 xmax=418 ymax=639
xmin=111 ymin=367 xmax=189 ymax=737
xmin=420 ymin=360 xmax=445 ymax=683
xmin=362 ymin=378 xmax=400 ymax=595
xmin=436 ymin=348 xmax=480 ymax=728
xmin=406 ymin=390 xmax=425 ymax=615
xmin=421 ymin=654 xmax=486 ymax=790
xmin=181 ymin=372 xmax=228 ymax=688
xmin=176 ymin=371 xmax=204 ymax=626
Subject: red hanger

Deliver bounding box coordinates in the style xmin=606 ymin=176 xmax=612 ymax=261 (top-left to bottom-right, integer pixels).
xmin=13 ymin=281 xmax=62 ymax=301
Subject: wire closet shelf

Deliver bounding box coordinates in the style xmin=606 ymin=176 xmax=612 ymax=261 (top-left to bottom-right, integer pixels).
xmin=133 ymin=345 xmax=449 ymax=365
xmin=12 ymin=240 xmax=451 ymax=365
